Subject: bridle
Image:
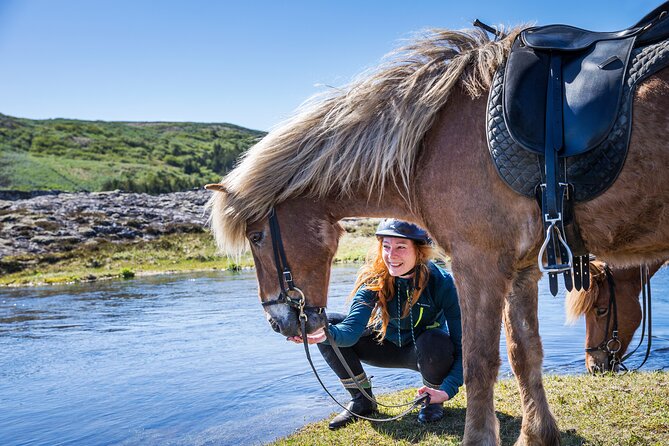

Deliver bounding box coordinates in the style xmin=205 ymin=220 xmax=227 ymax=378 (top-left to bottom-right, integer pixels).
xmin=585 ymin=264 xmax=652 ymax=372
xmin=260 ymin=208 xmax=325 ymax=319
xmin=585 ymin=265 xmax=622 ymax=368
xmin=263 ymin=208 xmax=429 ymax=421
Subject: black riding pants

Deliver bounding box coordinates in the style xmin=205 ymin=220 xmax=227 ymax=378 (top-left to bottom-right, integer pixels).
xmin=317 ymin=312 xmax=455 ymax=388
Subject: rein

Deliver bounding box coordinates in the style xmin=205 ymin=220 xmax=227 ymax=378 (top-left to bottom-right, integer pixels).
xmin=266 ymin=208 xmax=429 ymax=422
xmin=620 ymin=265 xmax=653 ymax=370
xmin=585 ymin=264 xmax=652 ymax=372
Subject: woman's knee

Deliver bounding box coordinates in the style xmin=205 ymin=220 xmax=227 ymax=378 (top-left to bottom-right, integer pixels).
xmin=416 ymin=329 xmax=455 ymax=366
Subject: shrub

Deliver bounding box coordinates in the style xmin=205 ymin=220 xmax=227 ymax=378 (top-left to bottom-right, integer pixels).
xmin=120 ymin=268 xmax=135 ymax=279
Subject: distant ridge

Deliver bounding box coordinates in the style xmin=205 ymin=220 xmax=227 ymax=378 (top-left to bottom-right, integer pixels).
xmin=0 ymin=113 xmax=265 ymax=193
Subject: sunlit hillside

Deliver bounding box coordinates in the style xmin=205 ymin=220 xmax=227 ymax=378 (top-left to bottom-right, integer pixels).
xmin=0 ymin=113 xmax=264 ymax=193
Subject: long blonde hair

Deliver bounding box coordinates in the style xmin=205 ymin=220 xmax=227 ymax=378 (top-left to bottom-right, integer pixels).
xmin=351 ymin=238 xmax=435 ymax=340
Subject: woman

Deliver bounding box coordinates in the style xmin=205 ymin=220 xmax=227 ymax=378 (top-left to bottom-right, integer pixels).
xmin=289 ymin=219 xmax=463 ymax=430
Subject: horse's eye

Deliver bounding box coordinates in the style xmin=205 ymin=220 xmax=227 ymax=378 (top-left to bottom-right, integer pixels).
xmin=595 ymin=307 xmax=609 ymax=317
xmin=249 ymin=231 xmax=264 ymax=245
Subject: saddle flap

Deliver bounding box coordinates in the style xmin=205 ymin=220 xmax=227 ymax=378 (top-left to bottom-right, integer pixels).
xmin=502 ymin=36 xmax=635 ymax=156
xmin=562 ymin=38 xmax=635 ymax=156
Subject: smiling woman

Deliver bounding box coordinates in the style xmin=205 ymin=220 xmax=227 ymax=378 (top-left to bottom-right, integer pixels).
xmin=381 ymin=237 xmax=417 ymax=277
xmin=285 ymin=219 xmax=463 ymax=430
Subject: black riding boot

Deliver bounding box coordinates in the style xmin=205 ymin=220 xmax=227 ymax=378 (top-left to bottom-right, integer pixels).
xmin=417 ymin=402 xmax=444 ymax=423
xmin=328 ymin=387 xmax=377 ymax=430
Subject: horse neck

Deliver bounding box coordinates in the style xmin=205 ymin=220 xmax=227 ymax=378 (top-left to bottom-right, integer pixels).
xmin=325 ymin=185 xmax=421 ymax=223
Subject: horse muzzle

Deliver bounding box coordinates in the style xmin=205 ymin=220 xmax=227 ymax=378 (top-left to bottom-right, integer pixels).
xmin=586 ymin=351 xmax=619 ymax=374
xmin=265 ymin=305 xmax=327 ymax=337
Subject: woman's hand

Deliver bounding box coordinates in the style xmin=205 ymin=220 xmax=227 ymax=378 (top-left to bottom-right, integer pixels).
xmin=286 ymin=327 xmax=327 ymax=344
xmin=417 ymin=386 xmax=450 ymax=404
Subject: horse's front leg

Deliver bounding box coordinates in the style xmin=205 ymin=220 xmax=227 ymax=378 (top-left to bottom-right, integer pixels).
xmin=503 ymin=267 xmax=559 ymax=446
xmin=451 ymin=251 xmax=510 ymax=446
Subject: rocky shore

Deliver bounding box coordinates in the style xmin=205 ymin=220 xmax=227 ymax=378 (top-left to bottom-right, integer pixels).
xmin=0 ymin=189 xmax=211 ymax=260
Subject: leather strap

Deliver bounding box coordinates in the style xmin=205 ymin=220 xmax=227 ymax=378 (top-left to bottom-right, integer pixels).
xmin=301 ymin=318 xmax=429 ymax=422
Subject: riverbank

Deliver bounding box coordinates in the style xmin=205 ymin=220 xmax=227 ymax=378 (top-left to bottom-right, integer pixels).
xmin=0 ymin=189 xmax=378 ymax=286
xmin=272 ymin=371 xmax=669 ymax=446
xmin=0 ymin=231 xmax=375 ymax=286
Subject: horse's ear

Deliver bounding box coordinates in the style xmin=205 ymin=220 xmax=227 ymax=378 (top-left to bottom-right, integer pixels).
xmin=204 ymin=183 xmax=228 ymax=193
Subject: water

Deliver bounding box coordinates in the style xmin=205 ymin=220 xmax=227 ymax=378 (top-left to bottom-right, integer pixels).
xmin=1 ymin=265 xmax=668 ymax=445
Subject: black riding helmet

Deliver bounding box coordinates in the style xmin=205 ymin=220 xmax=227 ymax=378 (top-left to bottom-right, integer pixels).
xmin=375 ymin=219 xmax=431 ymax=245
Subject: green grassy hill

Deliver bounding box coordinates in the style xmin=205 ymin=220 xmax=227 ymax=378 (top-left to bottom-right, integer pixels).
xmin=0 ymin=113 xmax=264 ymax=193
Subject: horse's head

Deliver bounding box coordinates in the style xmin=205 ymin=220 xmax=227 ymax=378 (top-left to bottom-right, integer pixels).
xmin=245 ymin=201 xmax=343 ymax=337
xmin=207 ymin=183 xmax=342 ymax=337
xmin=566 ymin=262 xmax=642 ymax=373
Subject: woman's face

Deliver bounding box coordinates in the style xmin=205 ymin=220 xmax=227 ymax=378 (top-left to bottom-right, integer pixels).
xmin=381 ymin=236 xmax=417 ymax=277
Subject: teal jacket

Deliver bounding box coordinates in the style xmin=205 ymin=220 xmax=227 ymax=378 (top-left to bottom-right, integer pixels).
xmin=327 ymin=261 xmax=463 ymax=399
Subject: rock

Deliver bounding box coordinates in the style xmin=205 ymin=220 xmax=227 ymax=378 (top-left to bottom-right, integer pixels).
xmin=0 ymin=189 xmax=213 ymax=258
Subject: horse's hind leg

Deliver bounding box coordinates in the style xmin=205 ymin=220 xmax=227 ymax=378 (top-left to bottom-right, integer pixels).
xmin=503 ymin=267 xmax=560 ymax=446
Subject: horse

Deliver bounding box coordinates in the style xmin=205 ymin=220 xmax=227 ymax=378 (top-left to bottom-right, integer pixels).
xmin=206 ymin=22 xmax=669 ymax=446
xmin=566 ymin=260 xmax=664 ymax=373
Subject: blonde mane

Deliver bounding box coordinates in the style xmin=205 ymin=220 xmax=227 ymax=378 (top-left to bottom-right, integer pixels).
xmin=208 ymin=27 xmax=521 ymax=254
xmin=565 ymin=261 xmax=607 ymax=323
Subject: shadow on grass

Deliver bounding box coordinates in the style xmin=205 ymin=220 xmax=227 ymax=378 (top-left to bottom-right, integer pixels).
xmin=369 ymin=407 xmax=587 ymax=445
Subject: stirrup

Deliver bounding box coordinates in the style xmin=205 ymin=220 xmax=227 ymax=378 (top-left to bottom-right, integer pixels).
xmin=538 ymin=215 xmax=574 ymax=274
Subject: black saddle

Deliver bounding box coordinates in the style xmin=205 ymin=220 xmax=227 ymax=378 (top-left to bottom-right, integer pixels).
xmin=505 ymin=2 xmax=669 ymax=158
xmin=486 ymin=1 xmax=669 ymax=295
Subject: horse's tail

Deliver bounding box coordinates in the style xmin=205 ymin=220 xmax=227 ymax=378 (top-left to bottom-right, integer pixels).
xmin=565 ymin=261 xmax=607 ymax=323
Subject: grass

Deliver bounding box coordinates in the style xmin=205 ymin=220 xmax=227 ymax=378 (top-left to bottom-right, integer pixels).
xmin=0 ymin=232 xmax=248 ymax=286
xmin=272 ymin=372 xmax=669 ymax=446
xmin=0 ymin=150 xmax=199 ymax=192
xmin=0 ymin=229 xmax=375 ymax=286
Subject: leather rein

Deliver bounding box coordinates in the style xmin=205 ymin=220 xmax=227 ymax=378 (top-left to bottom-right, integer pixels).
xmin=264 ymin=208 xmax=429 ymax=422
xmin=585 ymin=264 xmax=653 ymax=372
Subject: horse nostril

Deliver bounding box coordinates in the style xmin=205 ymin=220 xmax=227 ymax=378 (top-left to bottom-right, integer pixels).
xmin=587 ymin=360 xmax=605 ymax=374
xmin=268 ymin=318 xmax=281 ymax=333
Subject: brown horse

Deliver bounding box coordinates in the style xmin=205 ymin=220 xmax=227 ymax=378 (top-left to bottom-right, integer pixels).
xmin=206 ymin=25 xmax=669 ymax=445
xmin=566 ymin=260 xmax=664 ymax=373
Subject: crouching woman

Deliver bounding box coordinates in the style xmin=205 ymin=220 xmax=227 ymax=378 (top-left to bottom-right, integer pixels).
xmin=290 ymin=219 xmax=463 ymax=429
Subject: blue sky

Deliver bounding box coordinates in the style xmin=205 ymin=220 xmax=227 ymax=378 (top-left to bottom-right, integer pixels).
xmin=0 ymin=0 xmax=662 ymax=131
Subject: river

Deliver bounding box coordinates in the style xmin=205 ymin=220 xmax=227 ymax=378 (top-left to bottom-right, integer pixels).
xmin=1 ymin=265 xmax=668 ymax=445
